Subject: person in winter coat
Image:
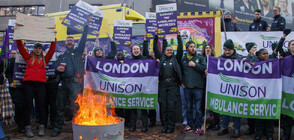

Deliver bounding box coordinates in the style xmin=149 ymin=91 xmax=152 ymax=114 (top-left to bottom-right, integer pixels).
xmin=249 ymin=9 xmax=269 ymax=31
xmin=270 ymin=6 xmax=286 ymax=31
xmin=179 ymin=39 xmax=207 ymax=135
xmin=217 ymin=39 xmax=243 ymax=138
xmin=128 ymin=42 xmax=149 ymax=133
xmin=92 ymin=32 xmax=117 ymax=59
xmin=275 ymin=29 xmax=293 ymax=140
xmin=253 ymin=48 xmax=275 ymax=140
xmin=221 ymin=10 xmax=240 ymax=32
xmin=153 ymin=29 xmax=183 ymax=133
xmin=0 ymin=60 xmax=14 ymax=140
xmin=15 ymin=29 xmax=56 ymax=138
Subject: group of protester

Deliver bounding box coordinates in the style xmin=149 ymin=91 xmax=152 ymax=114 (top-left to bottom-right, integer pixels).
xmin=223 ymin=6 xmax=286 ymax=32
xmin=0 ymin=5 xmax=292 ymax=140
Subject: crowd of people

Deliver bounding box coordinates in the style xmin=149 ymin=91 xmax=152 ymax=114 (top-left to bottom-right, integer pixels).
xmin=0 ymin=5 xmax=293 ymax=140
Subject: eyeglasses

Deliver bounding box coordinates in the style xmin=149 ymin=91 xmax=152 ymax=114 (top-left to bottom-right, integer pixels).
xmin=273 ymin=9 xmax=278 ymax=11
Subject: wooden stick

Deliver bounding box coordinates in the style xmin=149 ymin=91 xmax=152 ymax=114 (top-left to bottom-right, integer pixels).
xmin=204 ymin=56 xmax=210 ymax=134
xmin=203 ymin=109 xmax=207 ymax=134
xmin=278 ymin=119 xmax=281 ymax=140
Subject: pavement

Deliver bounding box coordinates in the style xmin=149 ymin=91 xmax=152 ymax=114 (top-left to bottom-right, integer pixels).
xmin=3 ymin=118 xmax=294 ymax=140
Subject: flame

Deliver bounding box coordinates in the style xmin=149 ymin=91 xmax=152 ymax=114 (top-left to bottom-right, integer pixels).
xmin=73 ymin=88 xmax=121 ymax=126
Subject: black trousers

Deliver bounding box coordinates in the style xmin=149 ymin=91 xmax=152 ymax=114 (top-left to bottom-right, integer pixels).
xmin=9 ymin=87 xmax=25 ymax=130
xmin=282 ymin=115 xmax=293 ymax=137
xmin=45 ymin=82 xmax=58 ymax=127
xmin=148 ymin=110 xmax=156 ymax=124
xmin=130 ymin=109 xmax=148 ymax=128
xmin=159 ymin=81 xmax=179 ymax=129
xmin=255 ymin=119 xmax=274 ymax=137
xmin=23 ymin=81 xmax=46 ymax=126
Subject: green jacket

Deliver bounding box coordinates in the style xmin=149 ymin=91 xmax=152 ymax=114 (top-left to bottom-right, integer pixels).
xmin=181 ymin=53 xmax=207 ymax=88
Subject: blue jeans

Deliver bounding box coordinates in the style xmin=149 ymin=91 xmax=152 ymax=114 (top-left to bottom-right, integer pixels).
xmin=0 ymin=120 xmax=4 ymax=138
xmin=184 ymin=88 xmax=203 ymax=129
xmin=221 ymin=115 xmax=241 ymax=130
xmin=180 ymin=87 xmax=187 ymax=124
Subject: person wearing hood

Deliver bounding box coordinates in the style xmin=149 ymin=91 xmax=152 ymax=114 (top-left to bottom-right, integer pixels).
xmin=179 ymin=38 xmax=207 ymax=135
xmin=128 ymin=39 xmax=149 ymax=133
xmin=270 ymin=6 xmax=286 ymax=31
xmin=52 ymin=18 xmax=91 ymax=137
xmin=221 ymin=10 xmax=240 ymax=32
xmin=249 ymin=9 xmax=269 ymax=31
xmin=217 ymin=39 xmax=242 ymax=138
xmin=15 ymin=29 xmax=57 ymax=137
xmin=92 ymin=32 xmax=117 ymax=59
xmin=152 ymin=29 xmax=183 ymax=133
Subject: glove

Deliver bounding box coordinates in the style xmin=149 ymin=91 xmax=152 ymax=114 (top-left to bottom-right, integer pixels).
xmin=283 ymin=29 xmax=291 ymax=36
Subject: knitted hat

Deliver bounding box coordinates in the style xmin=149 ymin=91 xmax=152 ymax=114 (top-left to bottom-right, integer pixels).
xmin=185 ymin=40 xmax=195 ymax=48
xmin=223 ymin=10 xmax=231 ymax=16
xmin=34 ymin=43 xmax=43 ymax=49
xmin=245 ymin=42 xmax=256 ymax=52
xmin=93 ymin=47 xmax=103 ymax=52
xmin=223 ymin=39 xmax=234 ymax=50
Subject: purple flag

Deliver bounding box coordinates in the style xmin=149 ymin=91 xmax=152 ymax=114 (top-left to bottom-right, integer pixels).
xmin=0 ymin=29 xmax=9 ymax=71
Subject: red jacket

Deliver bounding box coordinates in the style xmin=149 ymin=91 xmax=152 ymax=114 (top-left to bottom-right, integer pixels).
xmin=16 ymin=39 xmax=56 ymax=83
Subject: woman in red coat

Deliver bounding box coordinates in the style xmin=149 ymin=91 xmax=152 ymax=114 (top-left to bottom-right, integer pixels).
xmin=15 ymin=37 xmax=56 ymax=138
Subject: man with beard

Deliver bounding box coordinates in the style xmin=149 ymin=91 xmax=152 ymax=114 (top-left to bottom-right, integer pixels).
xmin=51 ymin=18 xmax=91 ymax=137
xmin=249 ymin=9 xmax=269 ymax=31
xmin=180 ymin=40 xmax=206 ymax=135
xmin=221 ymin=11 xmax=240 ymax=31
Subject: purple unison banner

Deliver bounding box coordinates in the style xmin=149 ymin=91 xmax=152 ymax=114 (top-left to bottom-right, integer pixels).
xmin=207 ymin=56 xmax=282 ymax=119
xmin=113 ymin=20 xmax=133 ymax=47
xmin=156 ymin=3 xmax=177 ymax=38
xmin=281 ymin=56 xmax=294 ymax=118
xmin=84 ymin=56 xmax=159 ymax=109
xmin=62 ymin=0 xmax=104 ymax=36
xmin=145 ymin=12 xmax=157 ymax=40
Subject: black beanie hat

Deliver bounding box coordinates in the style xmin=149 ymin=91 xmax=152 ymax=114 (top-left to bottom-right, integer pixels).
xmin=185 ymin=40 xmax=195 ymax=48
xmin=34 ymin=43 xmax=43 ymax=49
xmin=245 ymin=42 xmax=256 ymax=52
xmin=223 ymin=39 xmax=234 ymax=50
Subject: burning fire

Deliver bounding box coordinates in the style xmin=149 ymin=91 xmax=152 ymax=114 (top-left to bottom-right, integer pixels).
xmin=73 ymin=89 xmax=121 ymax=126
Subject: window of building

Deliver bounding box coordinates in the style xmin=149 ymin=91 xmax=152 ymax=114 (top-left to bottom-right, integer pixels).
xmin=0 ymin=5 xmax=45 ymax=16
xmin=69 ymin=4 xmax=102 ymax=9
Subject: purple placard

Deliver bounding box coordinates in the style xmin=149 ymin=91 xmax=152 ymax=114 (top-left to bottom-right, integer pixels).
xmin=86 ymin=56 xmax=159 ymax=77
xmin=145 ymin=12 xmax=157 ymax=40
xmin=208 ymin=56 xmax=281 ymax=79
xmin=13 ymin=54 xmax=26 ymax=87
xmin=62 ymin=1 xmax=104 ymax=36
xmin=156 ymin=3 xmax=177 ymax=38
xmin=282 ymin=55 xmax=294 ymax=77
xmin=113 ymin=20 xmax=132 ymax=47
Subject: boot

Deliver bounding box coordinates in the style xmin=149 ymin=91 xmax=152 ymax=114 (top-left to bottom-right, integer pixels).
xmin=25 ymin=125 xmax=34 ymax=138
xmin=38 ymin=125 xmax=45 ymax=136
xmin=217 ymin=127 xmax=228 ymax=135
